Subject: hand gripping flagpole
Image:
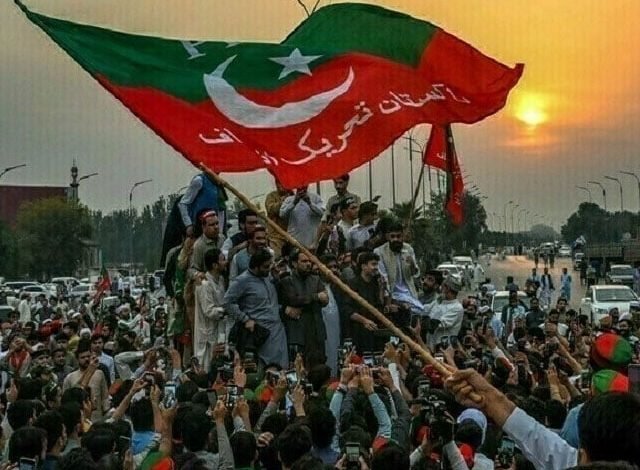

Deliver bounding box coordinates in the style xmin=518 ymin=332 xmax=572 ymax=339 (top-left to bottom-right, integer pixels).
xmin=199 ymin=164 xmax=452 ymax=378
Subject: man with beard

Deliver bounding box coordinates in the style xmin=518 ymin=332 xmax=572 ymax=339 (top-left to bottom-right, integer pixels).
xmin=344 ymin=252 xmax=386 ymax=354
xmin=279 ymin=250 xmax=329 ymax=369
xmin=229 ymin=225 xmax=273 ymax=281
xmin=616 ymin=313 xmax=639 ymax=347
xmin=525 ymin=297 xmax=545 ymax=330
xmin=222 ymin=208 xmax=260 ymax=259
xmin=189 ymin=210 xmax=224 ymax=280
xmin=420 ymin=270 xmax=443 ymax=313
xmin=374 ymin=220 xmax=423 ymax=325
xmin=224 ymin=249 xmax=288 ymax=368
xmin=427 ymin=277 xmax=464 ymax=350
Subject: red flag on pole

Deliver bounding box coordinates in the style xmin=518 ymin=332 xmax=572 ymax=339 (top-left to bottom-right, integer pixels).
xmin=93 ymin=264 xmax=111 ymax=302
xmin=423 ymin=124 xmax=465 ymax=225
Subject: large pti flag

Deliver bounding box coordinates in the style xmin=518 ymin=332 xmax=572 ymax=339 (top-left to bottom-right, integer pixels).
xmin=17 ymin=1 xmax=522 ymax=188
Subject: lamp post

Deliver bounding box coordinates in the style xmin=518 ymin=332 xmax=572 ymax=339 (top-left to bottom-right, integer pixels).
xmin=588 ymin=181 xmax=607 ymax=210
xmin=604 ymin=176 xmax=624 ymax=212
xmin=0 ymin=163 xmax=27 ymax=180
xmin=510 ymin=203 xmax=519 ymax=235
xmin=503 ymin=200 xmax=513 ymax=246
xmin=517 ymin=207 xmax=527 ymax=233
xmin=620 ymin=171 xmax=640 ymax=212
xmin=576 ymin=186 xmax=592 ymax=203
xmin=71 ymin=172 xmax=98 ymax=203
xmin=129 ymin=179 xmax=153 ymax=274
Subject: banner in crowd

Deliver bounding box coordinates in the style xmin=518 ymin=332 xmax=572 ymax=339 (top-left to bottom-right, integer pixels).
xmin=17 ymin=1 xmax=523 ymax=188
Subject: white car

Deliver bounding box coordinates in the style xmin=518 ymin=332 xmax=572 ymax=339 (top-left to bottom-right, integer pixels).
xmin=435 ymin=263 xmax=464 ymax=284
xmin=580 ymin=285 xmax=639 ymax=323
xmin=69 ymin=283 xmax=97 ymax=299
xmin=3 ymin=281 xmax=39 ymax=295
xmin=558 ymin=245 xmax=572 ymax=257
xmin=19 ymin=284 xmax=54 ymax=299
xmin=490 ymin=290 xmax=529 ymax=316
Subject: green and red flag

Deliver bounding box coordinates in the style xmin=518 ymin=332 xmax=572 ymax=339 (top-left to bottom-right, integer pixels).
xmin=93 ymin=263 xmax=111 ymax=302
xmin=16 ymin=1 xmax=523 ymax=188
xmin=424 ymin=124 xmax=464 ymax=225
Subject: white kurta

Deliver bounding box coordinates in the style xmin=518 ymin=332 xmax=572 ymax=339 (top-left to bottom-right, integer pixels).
xmin=428 ymin=299 xmax=464 ymax=349
xmin=194 ymin=272 xmax=230 ymax=373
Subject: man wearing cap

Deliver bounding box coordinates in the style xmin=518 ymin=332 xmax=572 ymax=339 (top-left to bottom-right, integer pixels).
xmin=346 ymin=201 xmax=378 ymax=251
xmin=189 ymin=210 xmax=224 ymax=280
xmin=428 ymin=277 xmax=464 ymax=349
xmin=325 ymin=174 xmax=361 ymax=216
xmin=280 ymin=186 xmax=325 ymax=249
xmin=373 ymin=220 xmax=423 ymax=316
xmin=337 ymin=197 xmax=359 ymax=234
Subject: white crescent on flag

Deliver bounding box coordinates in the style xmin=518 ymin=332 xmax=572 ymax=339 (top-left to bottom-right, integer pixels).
xmin=203 ymin=55 xmax=354 ymax=129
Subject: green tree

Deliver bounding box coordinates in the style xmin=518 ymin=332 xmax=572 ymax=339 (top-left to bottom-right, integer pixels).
xmin=0 ymin=220 xmax=18 ymax=277
xmin=15 ymin=198 xmax=93 ymax=278
xmin=561 ymin=202 xmax=639 ymax=244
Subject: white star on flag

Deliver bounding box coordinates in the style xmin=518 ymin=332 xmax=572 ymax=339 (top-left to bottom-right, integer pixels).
xmin=269 ymin=48 xmax=322 ymax=80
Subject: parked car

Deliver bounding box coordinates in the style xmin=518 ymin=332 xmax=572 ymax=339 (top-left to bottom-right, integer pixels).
xmin=490 ymin=290 xmax=529 ymax=316
xmin=580 ymin=285 xmax=639 ymax=323
xmin=19 ymin=284 xmax=54 ymax=300
xmin=573 ymin=252 xmax=584 ymax=271
xmin=69 ymin=283 xmax=97 ymax=299
xmin=435 ymin=263 xmax=464 ymax=284
xmin=3 ymin=281 xmax=39 ymax=296
xmin=558 ymin=245 xmax=572 ymax=257
xmin=605 ymin=264 xmax=634 ymax=287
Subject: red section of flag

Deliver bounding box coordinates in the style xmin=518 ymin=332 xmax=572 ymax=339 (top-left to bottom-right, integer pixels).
xmin=93 ymin=265 xmax=111 ymax=302
xmin=424 ymin=124 xmax=464 ymax=225
xmin=444 ymin=125 xmax=465 ymax=226
xmin=423 ymin=124 xmax=447 ymax=171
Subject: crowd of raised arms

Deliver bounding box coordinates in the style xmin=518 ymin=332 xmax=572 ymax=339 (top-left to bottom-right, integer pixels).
xmin=1 ymin=174 xmax=640 ymax=470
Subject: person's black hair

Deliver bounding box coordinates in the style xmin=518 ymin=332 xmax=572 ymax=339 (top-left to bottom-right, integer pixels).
xmin=204 ymin=248 xmax=223 ymax=271
xmin=129 ymin=397 xmax=154 ymax=432
xmin=308 ymin=406 xmax=336 ymax=449
xmin=338 ymin=425 xmax=372 ymax=452
xmin=261 ymin=412 xmax=289 ymax=436
xmin=545 ymin=399 xmax=567 ymax=429
xmin=176 ymin=381 xmax=199 ymax=403
xmin=371 ymin=442 xmax=409 ymax=470
xmin=173 ymin=402 xmax=193 ymax=443
xmin=276 ymin=423 xmax=313 ymax=468
xmin=111 ymin=418 xmax=132 ymax=440
xmin=75 ymin=338 xmax=91 ymax=357
xmin=335 ymin=173 xmax=350 ymax=182
xmin=455 ymin=420 xmax=483 ymax=451
xmin=527 ymin=327 xmax=545 ymax=342
xmin=111 ymin=379 xmax=133 ymax=408
xmin=61 ymin=387 xmax=90 ymax=407
xmin=384 ymin=219 xmax=404 ymax=235
xmin=33 ymin=410 xmax=65 ymax=452
xmin=7 ymin=400 xmax=35 ymax=430
xmin=520 ymin=397 xmax=545 ymax=423
xmin=59 ymin=403 xmax=82 ymax=437
xmin=8 ymin=426 xmax=46 ymax=463
xmin=531 ymin=385 xmax=551 ymax=402
xmin=190 ymin=391 xmax=210 ymax=409
xmin=182 ymin=407 xmax=212 ymax=452
xmin=357 ymin=251 xmax=379 ymax=268
xmin=578 ymin=392 xmax=640 ymax=466
xmin=506 ymin=276 xmax=514 ymax=283
xmin=307 ymin=364 xmax=331 ymax=393
xmin=16 ymin=377 xmax=43 ymax=400
xmin=230 ymin=430 xmax=257 ymax=468
xmin=291 ymin=454 xmax=325 ymax=470
xmin=174 ymin=452 xmax=209 ymax=470
xmin=249 ymin=225 xmax=267 ymax=239
xmin=319 ymin=253 xmax=337 ymax=266
xmin=90 ymin=333 xmax=105 ymax=343
xmin=249 ymin=248 xmax=273 ymax=270
xmin=81 ymin=428 xmax=116 ymax=462
xmin=57 ymin=448 xmax=98 ymax=470
xmin=238 ymin=209 xmax=257 ymax=224
xmin=65 ymin=321 xmax=79 ymax=333
xmin=358 ymin=201 xmax=377 ymax=219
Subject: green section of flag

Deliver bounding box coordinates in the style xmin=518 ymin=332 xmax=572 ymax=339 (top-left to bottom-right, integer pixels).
xmin=18 ymin=1 xmax=436 ymax=102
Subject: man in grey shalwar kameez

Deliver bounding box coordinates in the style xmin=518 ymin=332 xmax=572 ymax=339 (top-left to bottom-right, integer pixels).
xmin=223 ymin=249 xmax=288 ymax=368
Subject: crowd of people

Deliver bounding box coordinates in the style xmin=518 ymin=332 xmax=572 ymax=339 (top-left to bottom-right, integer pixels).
xmin=0 ymin=173 xmax=640 ymax=470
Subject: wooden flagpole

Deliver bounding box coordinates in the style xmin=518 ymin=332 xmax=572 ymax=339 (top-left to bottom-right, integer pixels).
xmin=199 ymin=163 xmax=451 ymax=378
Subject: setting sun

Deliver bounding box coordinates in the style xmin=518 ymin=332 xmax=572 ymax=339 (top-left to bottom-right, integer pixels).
xmin=514 ymin=93 xmax=548 ymax=127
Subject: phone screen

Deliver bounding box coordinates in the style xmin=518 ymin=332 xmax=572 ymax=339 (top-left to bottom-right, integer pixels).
xmin=345 ymin=443 xmax=360 ymax=462
xmin=285 ymin=370 xmax=298 ymax=387
xmin=389 ymin=336 xmax=400 ymax=347
xmin=499 ymin=437 xmax=515 ymax=453
xmin=163 ymin=382 xmax=176 ymax=408
xmin=629 ymin=364 xmax=640 ymax=396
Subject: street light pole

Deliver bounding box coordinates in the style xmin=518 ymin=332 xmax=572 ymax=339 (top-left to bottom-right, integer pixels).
xmin=576 ymin=186 xmax=592 ymax=202
xmin=604 ymin=176 xmax=624 ymax=212
xmin=588 ymin=181 xmax=607 ymax=211
xmin=503 ymin=200 xmax=513 ymax=246
xmin=0 ymin=163 xmax=27 ymax=180
xmin=620 ymin=171 xmax=640 ymax=212
xmin=510 ymin=203 xmax=519 ymax=235
xmin=129 ymin=179 xmax=153 ymax=274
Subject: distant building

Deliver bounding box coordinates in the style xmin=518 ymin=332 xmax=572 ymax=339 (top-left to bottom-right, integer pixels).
xmin=0 ymin=185 xmax=68 ymax=227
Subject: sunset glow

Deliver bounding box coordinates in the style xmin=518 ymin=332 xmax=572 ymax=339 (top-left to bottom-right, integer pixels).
xmin=515 ymin=94 xmax=547 ymax=127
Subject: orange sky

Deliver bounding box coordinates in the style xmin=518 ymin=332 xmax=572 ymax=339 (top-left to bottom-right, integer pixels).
xmin=2 ymin=0 xmax=639 ymax=226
